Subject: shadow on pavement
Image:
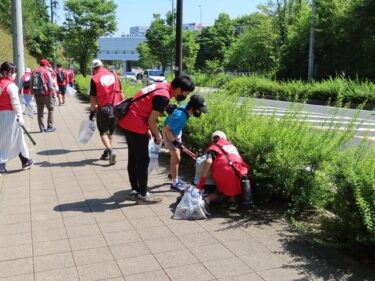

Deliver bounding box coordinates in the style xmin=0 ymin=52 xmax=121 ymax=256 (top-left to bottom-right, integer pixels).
xmin=54 ymin=190 xmax=136 ymax=213
xmin=35 ymin=159 xmax=101 ymax=168
xmin=37 ymin=148 xmax=104 ymax=156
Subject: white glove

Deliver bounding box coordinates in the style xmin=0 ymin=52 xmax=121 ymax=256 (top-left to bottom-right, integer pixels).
xmin=17 ymin=118 xmax=25 ymax=127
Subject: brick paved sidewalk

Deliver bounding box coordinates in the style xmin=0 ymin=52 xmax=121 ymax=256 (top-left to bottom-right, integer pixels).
xmin=0 ymin=95 xmax=373 ymax=281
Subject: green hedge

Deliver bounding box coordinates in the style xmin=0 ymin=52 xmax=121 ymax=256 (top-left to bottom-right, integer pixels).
xmin=225 ymin=76 xmax=375 ymax=109
xmin=184 ymin=92 xmax=375 ymax=250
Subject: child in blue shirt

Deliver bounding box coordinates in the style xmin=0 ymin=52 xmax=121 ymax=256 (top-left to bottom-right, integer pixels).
xmin=162 ymin=95 xmax=208 ymax=191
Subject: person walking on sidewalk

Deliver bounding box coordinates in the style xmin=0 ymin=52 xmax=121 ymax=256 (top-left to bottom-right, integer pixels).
xmin=89 ymin=59 xmax=123 ymax=165
xmin=19 ymin=67 xmax=33 ymax=110
xmin=163 ymin=95 xmax=208 ymax=192
xmin=0 ymin=62 xmax=33 ymax=174
xmin=117 ymin=73 xmax=195 ymax=204
xmin=31 ymin=59 xmax=57 ymax=132
xmin=55 ymin=64 xmax=68 ymax=105
xmin=67 ymin=66 xmax=75 ymax=88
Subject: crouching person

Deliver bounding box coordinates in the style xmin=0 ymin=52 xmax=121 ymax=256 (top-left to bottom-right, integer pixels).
xmin=196 ymin=130 xmax=250 ymax=210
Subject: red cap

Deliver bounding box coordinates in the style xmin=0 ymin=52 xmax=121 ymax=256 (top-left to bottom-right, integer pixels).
xmin=40 ymin=59 xmax=51 ymax=67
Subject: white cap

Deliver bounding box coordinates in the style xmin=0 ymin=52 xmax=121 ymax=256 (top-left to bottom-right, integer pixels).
xmin=25 ymin=67 xmax=31 ymax=73
xmin=211 ymin=130 xmax=227 ymax=141
xmin=91 ymin=59 xmax=103 ymax=69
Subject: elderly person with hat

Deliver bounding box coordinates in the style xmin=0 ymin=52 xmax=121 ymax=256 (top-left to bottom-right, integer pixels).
xmin=32 ymin=59 xmax=57 ymax=132
xmin=0 ymin=62 xmax=33 ymax=174
xmin=89 ymin=59 xmax=123 ymax=165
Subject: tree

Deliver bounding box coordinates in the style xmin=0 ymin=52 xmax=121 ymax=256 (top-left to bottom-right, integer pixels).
xmin=145 ymin=14 xmax=173 ymax=71
xmin=0 ymin=0 xmax=58 ymax=61
xmin=196 ymin=13 xmax=236 ymax=70
xmin=225 ymin=13 xmax=278 ymax=74
xmin=182 ymin=31 xmax=199 ymax=73
xmin=61 ymin=0 xmax=117 ymax=75
xmin=136 ymin=42 xmax=157 ymax=69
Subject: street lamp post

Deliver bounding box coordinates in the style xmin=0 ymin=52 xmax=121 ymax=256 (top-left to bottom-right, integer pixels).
xmin=11 ymin=0 xmax=25 ymax=85
xmin=307 ymin=0 xmax=316 ymax=82
xmin=175 ymin=0 xmax=183 ymax=77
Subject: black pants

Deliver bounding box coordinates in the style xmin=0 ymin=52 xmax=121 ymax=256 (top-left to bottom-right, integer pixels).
xmin=123 ymin=129 xmax=149 ymax=196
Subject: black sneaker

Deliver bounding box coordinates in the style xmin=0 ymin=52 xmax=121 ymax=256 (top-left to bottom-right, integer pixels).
xmin=128 ymin=190 xmax=138 ymax=201
xmin=40 ymin=128 xmax=46 ymax=133
xmin=227 ymin=202 xmax=238 ymax=212
xmin=0 ymin=163 xmax=7 ymax=174
xmin=100 ymin=149 xmax=109 ymax=160
xmin=22 ymin=159 xmax=33 ymax=170
xmin=109 ymin=150 xmax=117 ymax=165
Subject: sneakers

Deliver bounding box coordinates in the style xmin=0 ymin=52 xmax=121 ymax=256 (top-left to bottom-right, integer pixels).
xmin=40 ymin=128 xmax=46 ymax=133
xmin=227 ymin=202 xmax=238 ymax=212
xmin=109 ymin=150 xmax=117 ymax=165
xmin=100 ymin=149 xmax=109 ymax=160
xmin=128 ymin=190 xmax=138 ymax=201
xmin=46 ymin=127 xmax=56 ymax=132
xmin=170 ymin=180 xmax=186 ymax=192
xmin=22 ymin=159 xmax=33 ymax=170
xmin=168 ymin=174 xmax=186 ymax=184
xmin=0 ymin=163 xmax=7 ymax=174
xmin=136 ymin=192 xmax=162 ymax=204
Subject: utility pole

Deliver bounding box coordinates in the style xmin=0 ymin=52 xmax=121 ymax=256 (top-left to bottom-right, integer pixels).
xmin=307 ymin=0 xmax=316 ymax=82
xmin=199 ymin=5 xmax=202 ymax=26
xmin=11 ymin=0 xmax=25 ymax=86
xmin=50 ymin=0 xmax=58 ymax=67
xmin=175 ymin=0 xmax=183 ymax=77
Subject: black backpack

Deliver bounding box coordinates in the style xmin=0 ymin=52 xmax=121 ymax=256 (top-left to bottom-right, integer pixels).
xmin=31 ymin=71 xmax=46 ymax=95
xmin=56 ymin=70 xmax=64 ymax=83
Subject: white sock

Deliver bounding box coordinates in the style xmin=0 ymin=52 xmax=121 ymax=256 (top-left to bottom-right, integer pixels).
xmin=172 ymin=178 xmax=178 ymax=185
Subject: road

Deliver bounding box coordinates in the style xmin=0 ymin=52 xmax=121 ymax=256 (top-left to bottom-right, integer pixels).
xmin=196 ymin=87 xmax=375 ymax=143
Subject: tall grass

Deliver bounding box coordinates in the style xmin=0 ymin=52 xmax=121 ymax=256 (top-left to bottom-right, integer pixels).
xmin=0 ymin=26 xmax=37 ymax=68
xmin=184 ymin=92 xmax=375 ymax=249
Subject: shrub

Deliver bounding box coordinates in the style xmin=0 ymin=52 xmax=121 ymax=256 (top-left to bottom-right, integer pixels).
xmin=225 ymin=76 xmax=375 ymax=109
xmin=323 ymin=143 xmax=375 ymax=248
xmin=184 ymin=91 xmax=374 ymax=249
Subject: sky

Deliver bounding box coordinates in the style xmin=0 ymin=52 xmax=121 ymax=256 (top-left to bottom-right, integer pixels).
xmin=57 ymin=0 xmax=266 ymax=36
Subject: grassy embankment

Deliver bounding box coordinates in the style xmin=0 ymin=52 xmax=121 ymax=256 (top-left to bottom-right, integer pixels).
xmin=0 ymin=26 xmax=37 ymax=68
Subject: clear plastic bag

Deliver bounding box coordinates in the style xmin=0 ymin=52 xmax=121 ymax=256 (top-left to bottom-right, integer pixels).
xmin=66 ymin=85 xmax=77 ymax=96
xmin=148 ymin=138 xmax=162 ymax=174
xmin=24 ymin=104 xmax=34 ymax=118
xmin=78 ymin=120 xmax=96 ymax=144
xmin=173 ymin=185 xmax=208 ymax=220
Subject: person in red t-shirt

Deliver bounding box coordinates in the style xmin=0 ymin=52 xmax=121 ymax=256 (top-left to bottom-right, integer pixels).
xmin=56 ymin=64 xmax=68 ymax=105
xmin=19 ymin=67 xmax=33 ymax=109
xmin=67 ymin=66 xmax=75 ymax=88
xmin=196 ymin=131 xmax=250 ymax=211
xmin=89 ymin=59 xmax=123 ymax=165
xmin=117 ymin=73 xmax=195 ymax=204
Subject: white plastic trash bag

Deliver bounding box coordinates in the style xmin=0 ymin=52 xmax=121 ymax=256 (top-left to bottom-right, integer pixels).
xmin=173 ymin=185 xmax=208 ymax=220
xmin=66 ymin=85 xmax=77 ymax=96
xmin=148 ymin=138 xmax=162 ymax=174
xmin=24 ymin=104 xmax=34 ymax=118
xmin=78 ymin=120 xmax=96 ymax=144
